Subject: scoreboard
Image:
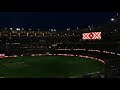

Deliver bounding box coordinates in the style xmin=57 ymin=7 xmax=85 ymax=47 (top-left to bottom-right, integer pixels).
xmin=82 ymin=32 xmax=101 ymax=40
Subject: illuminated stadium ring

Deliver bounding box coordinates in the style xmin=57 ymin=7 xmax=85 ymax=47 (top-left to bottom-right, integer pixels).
xmin=31 ymin=54 xmax=105 ymax=64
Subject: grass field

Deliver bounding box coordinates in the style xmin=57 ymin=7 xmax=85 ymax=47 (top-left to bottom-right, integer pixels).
xmin=0 ymin=56 xmax=106 ymax=78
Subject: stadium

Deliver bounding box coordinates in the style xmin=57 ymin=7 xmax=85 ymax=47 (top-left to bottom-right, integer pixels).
xmin=0 ymin=14 xmax=120 ymax=78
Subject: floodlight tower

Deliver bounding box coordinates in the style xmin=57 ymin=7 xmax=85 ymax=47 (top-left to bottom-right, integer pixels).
xmin=88 ymin=25 xmax=91 ymax=30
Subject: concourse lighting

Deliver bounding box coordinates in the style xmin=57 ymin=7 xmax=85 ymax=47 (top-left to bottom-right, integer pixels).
xmin=67 ymin=28 xmax=70 ymax=31
xmin=22 ymin=28 xmax=24 ymax=30
xmin=117 ymin=13 xmax=119 ymax=16
xmin=54 ymin=29 xmax=56 ymax=31
xmin=51 ymin=29 xmax=53 ymax=31
xmin=10 ymin=28 xmax=13 ymax=30
xmin=16 ymin=28 xmax=20 ymax=31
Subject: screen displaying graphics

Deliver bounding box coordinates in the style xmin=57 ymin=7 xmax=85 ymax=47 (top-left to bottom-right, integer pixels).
xmin=82 ymin=32 xmax=101 ymax=40
xmin=0 ymin=54 xmax=5 ymax=58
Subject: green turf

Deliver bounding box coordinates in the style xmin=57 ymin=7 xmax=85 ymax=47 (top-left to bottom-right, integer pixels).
xmin=0 ymin=56 xmax=106 ymax=78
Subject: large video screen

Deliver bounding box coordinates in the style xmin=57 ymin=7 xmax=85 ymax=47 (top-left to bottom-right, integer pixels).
xmin=82 ymin=32 xmax=101 ymax=40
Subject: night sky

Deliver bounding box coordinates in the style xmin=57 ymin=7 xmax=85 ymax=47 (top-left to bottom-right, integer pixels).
xmin=0 ymin=12 xmax=117 ymax=30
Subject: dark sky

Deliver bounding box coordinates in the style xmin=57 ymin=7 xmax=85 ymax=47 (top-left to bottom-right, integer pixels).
xmin=0 ymin=12 xmax=117 ymax=30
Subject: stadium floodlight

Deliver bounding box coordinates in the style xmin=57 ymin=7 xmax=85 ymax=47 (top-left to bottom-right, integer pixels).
xmin=111 ymin=18 xmax=115 ymax=21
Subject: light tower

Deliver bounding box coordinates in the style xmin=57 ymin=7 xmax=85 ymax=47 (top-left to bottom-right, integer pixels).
xmin=88 ymin=25 xmax=91 ymax=30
